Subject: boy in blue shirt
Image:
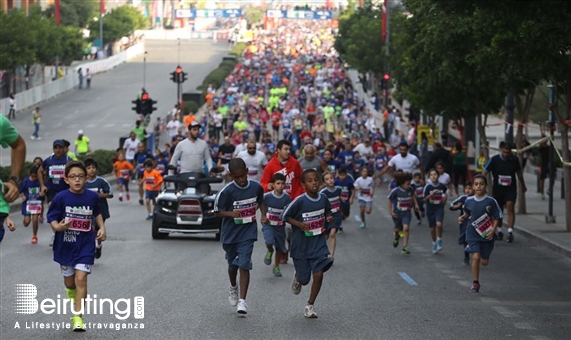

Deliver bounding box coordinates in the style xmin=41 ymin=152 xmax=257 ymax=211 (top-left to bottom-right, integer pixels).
xmin=20 ymin=165 xmax=42 ymax=244
xmin=450 ymin=181 xmax=474 ymax=266
xmin=334 ymin=166 xmax=355 ymax=227
xmin=84 ymin=158 xmax=113 ymax=260
xmin=423 ymin=168 xmax=448 ymax=254
xmin=282 ymin=169 xmax=334 ymax=319
xmin=214 ymin=158 xmax=265 ymax=315
xmin=47 ymin=161 xmax=107 ymax=332
xmin=262 ymin=173 xmax=291 ymax=277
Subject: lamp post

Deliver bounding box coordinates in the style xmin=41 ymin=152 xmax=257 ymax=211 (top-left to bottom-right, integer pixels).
xmin=143 ymin=51 xmax=148 ymax=88
xmin=546 ymin=83 xmax=556 ymax=223
xmin=99 ymin=0 xmax=105 ymax=57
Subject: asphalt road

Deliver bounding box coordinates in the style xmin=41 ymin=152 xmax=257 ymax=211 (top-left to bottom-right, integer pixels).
xmin=1 ymin=40 xmax=230 ymax=166
xmin=1 ymin=183 xmax=570 ymax=340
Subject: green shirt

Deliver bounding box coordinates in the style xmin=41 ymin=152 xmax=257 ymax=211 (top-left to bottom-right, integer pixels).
xmin=234 ymin=121 xmax=247 ymax=132
xmin=218 ymin=106 xmax=229 ymax=118
xmin=131 ymin=126 xmax=146 ymax=141
xmin=1 ymin=116 xmax=19 ymax=214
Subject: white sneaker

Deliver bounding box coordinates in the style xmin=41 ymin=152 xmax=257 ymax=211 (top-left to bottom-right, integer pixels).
xmin=36 ymin=136 xmax=42 ymax=140
xmin=304 ymin=304 xmax=318 ymax=318
xmin=228 ymin=285 xmax=238 ymax=306
xmin=30 ymin=135 xmax=36 ymax=140
xmin=291 ymin=272 xmax=302 ymax=295
xmin=237 ymin=299 xmax=247 ymax=315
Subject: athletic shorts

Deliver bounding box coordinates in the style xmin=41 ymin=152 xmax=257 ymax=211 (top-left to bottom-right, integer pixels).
xmin=262 ymin=224 xmax=287 ymax=253
xmin=426 ymin=207 xmax=444 ymax=228
xmin=272 ymin=125 xmax=280 ymax=132
xmin=0 ymin=215 xmax=5 ymax=243
xmin=465 ymin=240 xmax=495 ymax=260
xmin=326 ymin=216 xmax=341 ymax=232
xmin=61 ymin=264 xmax=92 ymax=277
xmin=223 ymin=240 xmax=254 ymax=270
xmin=393 ymin=212 xmax=412 ymax=229
xmin=340 ymin=203 xmax=351 ymax=217
xmin=359 ymin=199 xmax=372 ymax=209
xmin=118 ymin=178 xmax=130 ymax=186
xmin=145 ymin=190 xmax=159 ymax=200
xmin=492 ymin=188 xmax=517 ymax=208
xmin=220 ymin=163 xmax=230 ymax=176
xmin=293 ymin=255 xmax=333 ymax=285
xmin=539 ymin=165 xmax=549 ymax=180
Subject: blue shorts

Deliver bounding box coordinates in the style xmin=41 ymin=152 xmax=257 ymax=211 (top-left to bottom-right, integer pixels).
xmin=118 ymin=178 xmax=130 ymax=186
xmin=426 ymin=207 xmax=444 ymax=228
xmin=326 ymin=216 xmax=341 ymax=232
xmin=0 ymin=215 xmax=5 ymax=244
xmin=458 ymin=221 xmax=468 ymax=245
xmin=223 ymin=240 xmax=254 ymax=270
xmin=262 ymin=224 xmax=287 ymax=253
xmin=465 ymin=240 xmax=495 ymax=260
xmin=293 ymin=255 xmax=333 ymax=285
xmin=393 ymin=212 xmax=412 ymax=229
xmin=145 ymin=190 xmax=159 ymax=200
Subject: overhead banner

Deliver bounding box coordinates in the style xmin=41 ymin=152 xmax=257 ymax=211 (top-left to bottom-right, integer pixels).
xmin=176 ymin=9 xmax=242 ymax=19
xmin=265 ymin=10 xmax=333 ymax=20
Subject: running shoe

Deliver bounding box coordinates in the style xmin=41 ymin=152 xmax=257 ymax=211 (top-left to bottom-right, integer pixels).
xmin=399 ymin=231 xmax=404 ymax=239
xmin=497 ymin=231 xmax=504 ymax=241
xmin=95 ymin=245 xmax=102 ymax=259
xmin=507 ymin=232 xmax=514 ymax=243
xmin=36 ymin=136 xmax=42 ymax=140
xmin=118 ymin=196 xmax=123 ymax=202
xmin=540 ymin=193 xmax=545 ymax=200
xmin=139 ymin=199 xmax=144 ymax=205
xmin=470 ymin=283 xmax=480 ymax=293
xmin=402 ymin=246 xmax=410 ymax=254
xmin=304 ymin=304 xmax=318 ymax=318
xmin=264 ymin=251 xmax=273 ymax=265
xmin=126 ymin=194 xmax=130 ymax=201
xmin=30 ymin=135 xmax=36 ymax=140
xmin=338 ymin=227 xmax=343 ymax=234
xmin=280 ymin=253 xmax=288 ymax=264
xmin=291 ymin=273 xmax=302 ymax=295
xmin=436 ymin=239 xmax=443 ymax=252
xmin=31 ymin=236 xmax=38 ymax=244
xmin=393 ymin=237 xmax=399 ymax=248
xmin=273 ymin=267 xmax=282 ymax=277
xmin=237 ymin=300 xmax=247 ymax=315
xmin=228 ymin=285 xmax=238 ymax=306
xmin=359 ymin=223 xmax=366 ymax=228
xmin=71 ymin=315 xmax=86 ymax=332
xmin=432 ymin=243 xmax=438 ymax=254
xmin=146 ymin=214 xmax=152 ymax=220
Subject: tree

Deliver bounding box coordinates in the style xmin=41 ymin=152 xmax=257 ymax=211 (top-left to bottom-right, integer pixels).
xmin=0 ymin=9 xmax=37 ymax=71
xmin=44 ymin=0 xmax=97 ymax=28
xmin=88 ymin=5 xmax=147 ymax=44
xmin=243 ymin=6 xmax=265 ymax=25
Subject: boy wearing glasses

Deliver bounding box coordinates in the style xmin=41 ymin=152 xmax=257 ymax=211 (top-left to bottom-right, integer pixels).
xmin=47 ymin=161 xmax=107 ymax=332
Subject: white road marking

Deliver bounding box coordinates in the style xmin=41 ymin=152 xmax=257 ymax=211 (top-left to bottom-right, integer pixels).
xmin=493 ymin=306 xmax=519 ymax=318
xmin=513 ymin=322 xmax=536 ymax=330
xmin=479 ymin=297 xmax=500 ymax=304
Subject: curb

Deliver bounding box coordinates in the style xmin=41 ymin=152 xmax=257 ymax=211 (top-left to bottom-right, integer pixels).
xmin=513 ymin=222 xmax=571 ymax=258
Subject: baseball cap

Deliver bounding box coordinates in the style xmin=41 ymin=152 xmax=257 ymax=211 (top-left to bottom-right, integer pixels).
xmin=62 ymin=139 xmax=71 ymax=147
xmin=53 ymin=139 xmax=65 ymax=147
xmin=78 ymin=130 xmax=84 ymax=134
xmin=188 ymin=121 xmax=200 ymax=129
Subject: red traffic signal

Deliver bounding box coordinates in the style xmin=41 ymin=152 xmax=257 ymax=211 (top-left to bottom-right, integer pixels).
xmin=141 ymin=92 xmax=149 ymax=101
xmin=176 ymin=65 xmax=182 ymax=74
xmin=383 ymin=73 xmax=390 ymax=80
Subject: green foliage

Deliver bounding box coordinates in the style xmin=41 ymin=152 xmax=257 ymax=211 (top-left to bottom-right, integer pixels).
xmin=182 ymin=101 xmax=199 ymax=115
xmin=229 ymin=43 xmax=247 ymax=57
xmin=0 ymin=161 xmax=35 ymax=183
xmin=0 ymin=9 xmax=37 ymax=70
xmin=43 ymin=0 xmax=97 ymax=28
xmin=76 ymin=150 xmax=118 ymax=175
xmin=87 ymin=5 xmax=147 ymax=44
xmin=243 ymin=6 xmax=265 ymax=24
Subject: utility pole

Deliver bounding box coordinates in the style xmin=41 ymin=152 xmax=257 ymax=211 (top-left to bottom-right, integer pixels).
xmin=143 ymin=51 xmax=148 ymax=88
xmin=100 ymin=0 xmax=105 ymax=57
xmin=504 ymin=92 xmax=515 ymax=144
xmin=384 ymin=0 xmax=390 ymax=107
xmin=55 ymin=0 xmax=60 ymax=80
xmin=546 ymin=83 xmax=556 ymax=223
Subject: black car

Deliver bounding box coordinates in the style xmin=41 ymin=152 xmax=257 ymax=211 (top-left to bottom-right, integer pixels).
xmin=152 ymin=171 xmax=223 ymax=240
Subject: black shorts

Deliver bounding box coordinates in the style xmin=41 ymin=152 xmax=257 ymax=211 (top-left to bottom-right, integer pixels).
xmin=340 ymin=203 xmax=350 ymax=218
xmin=539 ymin=165 xmax=549 ymax=180
xmin=272 ymin=125 xmax=280 ymax=132
xmin=492 ymin=187 xmax=517 ymax=209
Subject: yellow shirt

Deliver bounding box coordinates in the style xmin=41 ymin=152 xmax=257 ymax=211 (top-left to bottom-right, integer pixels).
xmin=234 ymin=121 xmax=247 ymax=132
xmin=75 ymin=136 xmax=90 ymax=154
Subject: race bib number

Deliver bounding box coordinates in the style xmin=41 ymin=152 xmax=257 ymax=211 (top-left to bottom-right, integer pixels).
xmin=329 ymin=197 xmax=340 ymax=213
xmin=328 ymin=165 xmax=336 ymax=174
xmin=248 ymin=169 xmax=258 ymax=177
xmin=138 ymin=164 xmax=145 ymax=172
xmin=157 ymin=164 xmax=166 ymax=174
xmin=224 ymin=153 xmax=232 ymax=160
xmin=266 ymin=207 xmax=284 ymax=226
xmin=302 ymin=209 xmax=325 ymax=237
xmin=415 ymin=187 xmax=424 ymax=198
xmin=26 ymin=200 xmax=42 ymax=215
xmin=472 ymin=214 xmax=494 ymax=238
xmin=498 ymin=175 xmax=512 ymax=187
xmin=361 ymin=188 xmax=371 ymax=197
xmin=345 ymin=155 xmax=353 ymax=165
xmin=48 ymin=165 xmax=65 ymax=179
xmin=87 ymin=187 xmax=99 ymax=193
xmin=285 ymin=182 xmax=292 ymax=194
xmin=397 ymin=199 xmax=411 ymax=211
xmin=429 ymin=191 xmax=443 ymax=204
xmin=340 ymin=188 xmax=349 ymax=200
xmin=120 ymin=169 xmax=130 ymax=179
xmin=233 ymin=197 xmax=257 ymax=224
xmin=65 ymin=206 xmax=93 ymax=232
xmin=145 ymin=177 xmax=155 ymax=185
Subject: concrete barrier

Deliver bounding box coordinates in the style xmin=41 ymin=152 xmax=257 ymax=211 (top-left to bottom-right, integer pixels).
xmin=0 ymin=42 xmax=145 ymax=115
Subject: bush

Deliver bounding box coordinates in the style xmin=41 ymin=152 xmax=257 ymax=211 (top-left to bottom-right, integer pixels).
xmin=77 ymin=150 xmax=118 ymax=175
xmin=0 ymin=161 xmax=35 ymax=183
xmin=182 ymin=101 xmax=199 ymax=115
xmin=229 ymin=42 xmax=247 ymax=57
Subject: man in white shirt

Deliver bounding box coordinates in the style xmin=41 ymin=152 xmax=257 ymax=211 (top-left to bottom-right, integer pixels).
xmin=353 ymin=139 xmax=374 ymax=160
xmin=169 ymin=122 xmax=213 ymax=174
xmin=166 ymin=115 xmax=181 ymax=140
xmin=237 ymin=141 xmax=267 ymax=182
xmin=374 ymin=142 xmax=424 ymax=178
xmin=122 ymin=133 xmax=140 ymax=162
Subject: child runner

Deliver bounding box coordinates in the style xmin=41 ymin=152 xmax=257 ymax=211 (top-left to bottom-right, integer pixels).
xmin=113 ymin=152 xmax=134 ymax=201
xmin=354 ymin=168 xmax=374 ymax=228
xmin=335 ymin=166 xmax=355 ymax=230
xmin=458 ymin=175 xmax=502 ymax=293
xmin=20 ymin=165 xmax=42 ymax=244
xmin=450 ymin=181 xmax=474 ymax=266
xmin=262 ymin=173 xmax=291 ymax=277
xmin=84 ymin=158 xmax=113 ymax=259
xmin=320 ymin=172 xmax=342 ymax=258
xmin=436 ymin=162 xmax=453 ymax=198
xmin=387 ymin=172 xmax=419 ymax=254
xmin=214 ymin=158 xmax=265 ymax=315
xmin=423 ymin=168 xmax=448 ymax=254
xmin=388 ymin=169 xmax=403 ymax=193
xmin=282 ymin=168 xmax=334 ymax=318
xmin=374 ymin=147 xmax=389 ymax=186
xmin=412 ymin=172 xmax=425 ymax=225
xmin=141 ymin=159 xmax=163 ymax=220
xmin=47 ymin=161 xmax=107 ymax=331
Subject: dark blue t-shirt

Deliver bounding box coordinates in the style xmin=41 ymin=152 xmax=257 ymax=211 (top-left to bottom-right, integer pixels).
xmin=281 ymin=193 xmax=331 ymax=259
xmin=450 ymin=194 xmax=469 ymax=229
xmin=42 ymin=155 xmax=71 ymax=192
xmin=20 ymin=177 xmax=41 ymax=215
xmin=263 ymin=191 xmax=291 ymax=227
xmin=387 ymin=186 xmax=414 ymax=217
xmin=463 ymin=195 xmax=503 ymax=242
xmin=334 ymin=176 xmax=354 ymax=206
xmin=84 ymin=177 xmax=113 ymax=220
xmin=423 ymin=181 xmax=448 ymax=211
xmin=47 ymin=189 xmax=101 ymax=266
xmin=320 ymin=187 xmax=342 ymax=223
xmin=214 ymin=180 xmax=264 ymax=244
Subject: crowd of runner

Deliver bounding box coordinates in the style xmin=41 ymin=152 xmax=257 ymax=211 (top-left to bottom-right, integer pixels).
xmin=0 ymin=20 xmax=528 ymax=328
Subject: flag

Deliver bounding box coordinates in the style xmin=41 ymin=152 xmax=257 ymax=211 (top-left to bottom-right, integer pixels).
xmin=100 ymin=0 xmax=105 ymax=15
xmin=382 ymin=0 xmax=387 ymax=43
xmin=55 ymin=0 xmax=60 ymax=25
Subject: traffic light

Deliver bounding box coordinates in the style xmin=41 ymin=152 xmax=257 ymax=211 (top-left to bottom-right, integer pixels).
xmin=380 ymin=73 xmax=391 ymax=90
xmin=141 ymin=95 xmax=157 ymax=116
xmin=170 ymin=65 xmax=187 ymax=84
xmin=132 ymin=98 xmax=142 ymax=114
xmin=181 ymin=70 xmax=188 ymax=83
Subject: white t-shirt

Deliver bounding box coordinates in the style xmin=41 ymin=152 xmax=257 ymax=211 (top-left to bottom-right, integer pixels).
xmin=123 ymin=138 xmax=140 ymax=161
xmin=388 ymin=153 xmax=420 ymax=174
xmin=166 ymin=120 xmax=181 ymax=138
xmin=354 ymin=176 xmax=374 ymax=202
xmin=353 ymin=144 xmax=374 ymax=159
xmin=237 ymin=150 xmax=267 ymax=182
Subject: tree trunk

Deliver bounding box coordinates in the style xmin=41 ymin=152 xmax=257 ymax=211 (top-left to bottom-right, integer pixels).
xmin=477 ymin=114 xmax=493 ymax=195
xmin=562 ymin=79 xmax=571 ymax=232
xmin=513 ymin=88 xmax=535 ymax=215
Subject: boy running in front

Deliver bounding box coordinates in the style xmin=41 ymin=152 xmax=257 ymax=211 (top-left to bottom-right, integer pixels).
xmin=141 ymin=159 xmax=163 ymax=220
xmin=458 ymin=175 xmax=502 ymax=293
xmin=84 ymin=158 xmax=113 ymax=259
xmin=20 ymin=165 xmax=42 ymax=244
xmin=262 ymin=173 xmax=291 ymax=277
xmin=388 ymin=172 xmax=419 ymax=254
xmin=282 ymin=168 xmax=334 ymax=318
xmin=47 ymin=161 xmax=107 ymax=331
xmin=450 ymin=181 xmax=474 ymax=266
xmin=214 ymin=158 xmax=265 ymax=315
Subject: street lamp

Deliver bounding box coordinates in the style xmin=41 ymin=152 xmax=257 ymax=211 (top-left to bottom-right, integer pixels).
xmin=546 ymin=83 xmax=556 ymax=223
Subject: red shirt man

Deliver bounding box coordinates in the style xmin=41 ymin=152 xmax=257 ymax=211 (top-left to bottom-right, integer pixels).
xmin=260 ymin=140 xmax=304 ymax=199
